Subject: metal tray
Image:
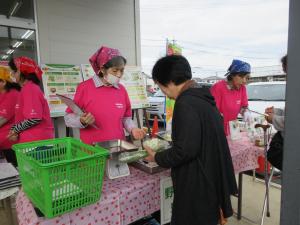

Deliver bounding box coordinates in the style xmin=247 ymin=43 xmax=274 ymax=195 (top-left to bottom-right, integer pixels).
xmin=156 ymin=131 xmax=172 ymax=143
xmin=94 ymin=139 xmax=139 ymax=154
xmin=130 ymin=160 xmax=166 ymax=174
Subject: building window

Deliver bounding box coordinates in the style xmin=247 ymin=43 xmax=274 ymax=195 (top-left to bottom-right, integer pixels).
xmin=0 ymin=0 xmax=37 ymax=61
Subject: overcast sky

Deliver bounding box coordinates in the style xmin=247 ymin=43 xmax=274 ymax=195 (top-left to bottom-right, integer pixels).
xmin=140 ymin=0 xmax=289 ymax=78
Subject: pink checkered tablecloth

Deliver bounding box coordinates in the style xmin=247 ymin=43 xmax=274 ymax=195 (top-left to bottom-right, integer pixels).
xmin=16 ymin=133 xmax=262 ymax=225
xmin=16 ymin=168 xmax=170 ymax=225
xmin=227 ymin=132 xmax=264 ymax=174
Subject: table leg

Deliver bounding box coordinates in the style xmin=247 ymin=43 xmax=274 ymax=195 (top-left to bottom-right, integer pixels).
xmin=143 ymin=108 xmax=152 ymax=136
xmin=237 ymin=172 xmax=243 ymax=220
xmin=252 ymin=169 xmax=256 ymax=181
xmin=66 ymin=126 xmax=70 ymax=137
xmin=4 ymin=197 xmax=14 ymax=225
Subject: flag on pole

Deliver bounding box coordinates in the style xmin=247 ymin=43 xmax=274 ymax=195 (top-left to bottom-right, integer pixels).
xmin=167 ymin=43 xmax=182 ymax=56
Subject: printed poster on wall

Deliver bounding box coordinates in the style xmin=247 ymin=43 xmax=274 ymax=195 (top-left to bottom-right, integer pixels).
xmin=122 ymin=66 xmax=150 ymax=109
xmin=81 ymin=64 xmax=95 ymax=81
xmin=80 ymin=64 xmax=149 ymax=109
xmin=41 ymin=64 xmax=83 ymax=117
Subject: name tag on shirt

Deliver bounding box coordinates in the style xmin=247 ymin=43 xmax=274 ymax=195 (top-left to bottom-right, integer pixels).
xmin=115 ymin=103 xmax=124 ymax=109
xmin=0 ymin=109 xmax=7 ymax=115
xmin=30 ymin=109 xmax=38 ymax=116
xmin=236 ymin=100 xmax=241 ymax=105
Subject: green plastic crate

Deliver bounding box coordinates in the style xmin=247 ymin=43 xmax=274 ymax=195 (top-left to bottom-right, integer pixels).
xmin=12 ymin=137 xmax=109 ymax=218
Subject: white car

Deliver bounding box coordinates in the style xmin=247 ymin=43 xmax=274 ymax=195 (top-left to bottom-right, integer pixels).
xmin=146 ymin=82 xmax=212 ymax=123
xmin=146 ymin=89 xmax=166 ymax=122
xmin=247 ymin=81 xmax=286 ymax=123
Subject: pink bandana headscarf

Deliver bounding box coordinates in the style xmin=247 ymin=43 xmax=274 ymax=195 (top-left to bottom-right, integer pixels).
xmin=89 ymin=46 xmax=121 ymax=74
xmin=14 ymin=57 xmax=43 ymax=80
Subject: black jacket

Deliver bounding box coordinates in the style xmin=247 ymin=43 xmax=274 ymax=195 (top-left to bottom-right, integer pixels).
xmin=155 ymin=86 xmax=237 ymax=225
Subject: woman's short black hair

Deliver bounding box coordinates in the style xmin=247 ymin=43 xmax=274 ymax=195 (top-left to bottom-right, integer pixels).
xmin=227 ymin=72 xmax=250 ymax=81
xmin=0 ymin=78 xmax=21 ymax=91
xmin=20 ymin=73 xmax=40 ymax=85
xmin=103 ymin=56 xmax=127 ymax=69
xmin=152 ymin=55 xmax=192 ymax=86
xmin=281 ymin=54 xmax=287 ymax=66
xmin=8 ymin=58 xmax=40 ymax=85
xmin=281 ymin=54 xmax=287 ymax=73
xmin=8 ymin=58 xmax=17 ymax=72
xmin=4 ymin=81 xmax=21 ymax=91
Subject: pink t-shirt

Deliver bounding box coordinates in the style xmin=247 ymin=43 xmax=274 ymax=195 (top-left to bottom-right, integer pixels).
xmin=210 ymin=80 xmax=248 ymax=135
xmin=0 ymin=89 xmax=19 ymax=150
xmin=66 ymin=79 xmax=132 ymax=145
xmin=15 ymin=81 xmax=54 ymax=143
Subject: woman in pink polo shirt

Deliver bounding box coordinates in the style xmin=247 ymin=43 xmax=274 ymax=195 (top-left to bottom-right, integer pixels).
xmin=64 ymin=46 xmax=145 ymax=145
xmin=0 ymin=66 xmax=20 ymax=166
xmin=210 ymin=59 xmax=251 ymax=135
xmin=7 ymin=57 xmax=54 ymax=143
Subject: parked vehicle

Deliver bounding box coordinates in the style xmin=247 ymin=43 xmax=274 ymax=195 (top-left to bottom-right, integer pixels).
xmin=247 ymin=81 xmax=286 ymax=133
xmin=146 ymin=89 xmax=165 ymax=122
xmin=146 ymin=82 xmax=212 ymax=122
xmin=247 ymin=81 xmax=286 ymax=115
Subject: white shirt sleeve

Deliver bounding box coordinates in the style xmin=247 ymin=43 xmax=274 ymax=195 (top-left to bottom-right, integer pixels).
xmin=64 ymin=113 xmax=86 ymax=129
xmin=274 ymin=108 xmax=285 ymax=116
xmin=0 ymin=116 xmax=8 ymax=127
xmin=122 ymin=117 xmax=137 ymax=133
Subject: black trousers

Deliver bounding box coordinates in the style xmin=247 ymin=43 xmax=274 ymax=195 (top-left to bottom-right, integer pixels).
xmin=2 ymin=149 xmax=18 ymax=167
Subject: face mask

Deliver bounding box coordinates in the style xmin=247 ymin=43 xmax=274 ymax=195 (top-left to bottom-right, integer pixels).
xmin=105 ymin=74 xmax=120 ymax=86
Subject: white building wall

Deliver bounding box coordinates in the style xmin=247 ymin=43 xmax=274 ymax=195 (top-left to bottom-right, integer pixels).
xmin=35 ymin=0 xmax=141 ymax=138
xmin=36 ymin=0 xmax=140 ymax=65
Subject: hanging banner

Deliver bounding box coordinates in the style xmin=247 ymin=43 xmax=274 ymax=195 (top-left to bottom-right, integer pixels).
xmin=167 ymin=43 xmax=182 ymax=56
xmin=41 ymin=64 xmax=83 ymax=117
xmin=160 ymin=176 xmax=174 ymax=225
xmin=165 ymin=97 xmax=175 ymax=132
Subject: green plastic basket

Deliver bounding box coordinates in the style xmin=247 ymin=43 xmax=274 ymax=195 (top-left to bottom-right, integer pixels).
xmin=12 ymin=137 xmax=109 ymax=218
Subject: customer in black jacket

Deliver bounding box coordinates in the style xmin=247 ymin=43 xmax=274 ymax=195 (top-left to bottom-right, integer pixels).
xmin=144 ymin=55 xmax=237 ymax=225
